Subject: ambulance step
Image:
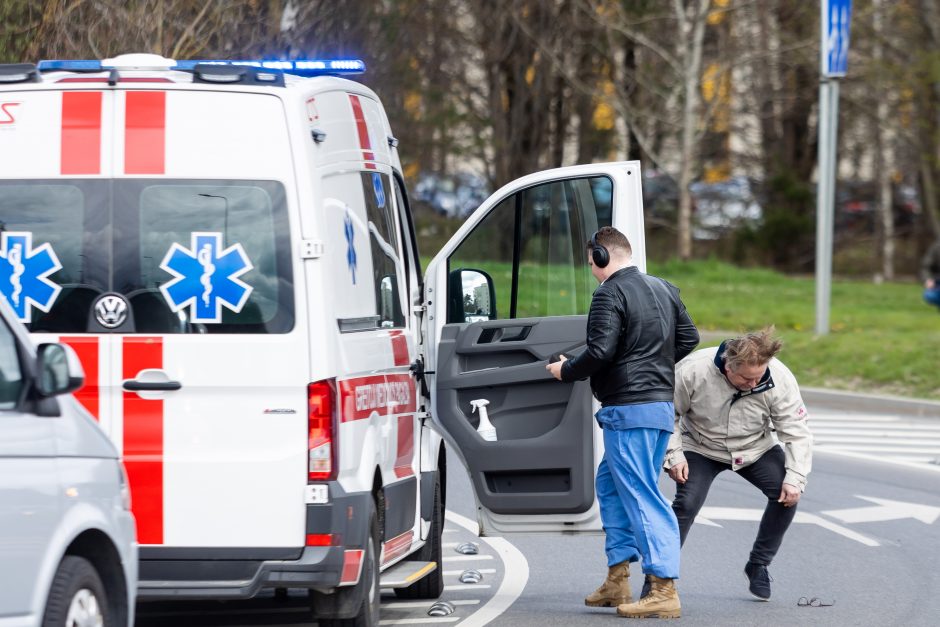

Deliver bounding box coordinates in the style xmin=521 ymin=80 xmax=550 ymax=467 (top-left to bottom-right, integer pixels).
xmin=380 ymin=561 xmax=437 ymax=588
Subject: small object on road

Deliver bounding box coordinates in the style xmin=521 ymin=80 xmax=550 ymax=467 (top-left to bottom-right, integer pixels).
xmin=428 ymin=601 xmax=456 ymax=616
xmin=459 ymin=569 xmax=483 ymax=584
xmin=455 ymin=541 xmax=479 ymax=555
xmin=797 ymin=597 xmax=835 ymax=607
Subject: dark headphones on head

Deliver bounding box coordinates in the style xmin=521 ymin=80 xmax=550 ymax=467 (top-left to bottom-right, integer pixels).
xmin=591 ymin=230 xmax=610 ymax=268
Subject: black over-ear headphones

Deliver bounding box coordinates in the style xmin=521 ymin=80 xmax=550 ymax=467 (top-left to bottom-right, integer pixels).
xmin=591 ymin=231 xmax=610 ymax=268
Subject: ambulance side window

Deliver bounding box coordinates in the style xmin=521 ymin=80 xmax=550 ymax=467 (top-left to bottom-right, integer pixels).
xmin=361 ymin=173 xmax=405 ymax=328
xmin=447 ymin=175 xmax=612 ymax=322
xmin=0 ymin=181 xmax=108 ymax=333
xmin=115 ymin=179 xmax=294 ymax=334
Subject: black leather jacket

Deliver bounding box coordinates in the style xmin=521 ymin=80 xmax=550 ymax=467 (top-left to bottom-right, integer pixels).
xmin=560 ymin=266 xmax=699 ymax=406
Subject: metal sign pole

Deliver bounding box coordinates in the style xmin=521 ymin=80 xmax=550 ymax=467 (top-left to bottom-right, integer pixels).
xmin=815 ymin=79 xmax=833 ymax=335
xmin=815 ymin=0 xmax=851 ymax=336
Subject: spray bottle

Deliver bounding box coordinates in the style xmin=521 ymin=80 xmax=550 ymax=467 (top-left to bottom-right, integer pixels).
xmin=470 ymin=399 xmax=496 ymax=442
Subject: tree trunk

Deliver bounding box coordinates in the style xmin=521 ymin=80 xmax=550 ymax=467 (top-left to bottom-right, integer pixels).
xmin=873 ymin=0 xmax=895 ymax=280
xmin=676 ymin=0 xmax=710 ymax=261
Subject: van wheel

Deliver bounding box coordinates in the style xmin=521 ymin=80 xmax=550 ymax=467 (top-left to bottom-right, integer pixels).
xmin=320 ymin=511 xmax=381 ymax=627
xmin=42 ymin=555 xmax=110 ymax=627
xmin=395 ymin=475 xmax=444 ymax=599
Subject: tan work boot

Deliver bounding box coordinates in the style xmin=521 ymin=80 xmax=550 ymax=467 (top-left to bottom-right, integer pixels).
xmin=584 ymin=561 xmax=632 ymax=607
xmin=616 ymin=575 xmax=681 ymax=619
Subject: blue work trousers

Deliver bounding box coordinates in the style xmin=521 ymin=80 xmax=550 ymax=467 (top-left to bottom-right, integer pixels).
xmin=596 ymin=427 xmax=680 ymax=578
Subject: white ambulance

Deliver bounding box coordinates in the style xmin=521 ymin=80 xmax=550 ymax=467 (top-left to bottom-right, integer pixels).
xmin=0 ymin=54 xmax=646 ymax=625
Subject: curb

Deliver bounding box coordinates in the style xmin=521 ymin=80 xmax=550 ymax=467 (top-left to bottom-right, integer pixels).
xmin=802 ymin=387 xmax=940 ymax=418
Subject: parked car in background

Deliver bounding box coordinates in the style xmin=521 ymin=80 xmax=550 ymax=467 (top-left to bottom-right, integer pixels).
xmin=641 ymin=169 xmax=680 ymax=223
xmin=688 ymin=176 xmax=763 ymax=239
xmin=0 ymin=296 xmax=137 ymax=627
xmin=414 ymin=171 xmax=490 ymax=219
xmin=836 ymin=180 xmax=922 ymax=231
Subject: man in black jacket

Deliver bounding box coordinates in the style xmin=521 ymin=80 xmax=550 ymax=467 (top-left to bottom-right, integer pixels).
xmin=547 ymin=226 xmax=699 ymax=619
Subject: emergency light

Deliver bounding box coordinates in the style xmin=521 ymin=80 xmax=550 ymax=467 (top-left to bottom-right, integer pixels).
xmin=38 ymin=57 xmax=366 ymax=77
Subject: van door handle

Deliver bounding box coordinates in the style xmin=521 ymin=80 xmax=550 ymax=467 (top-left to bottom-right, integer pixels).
xmin=123 ymin=380 xmax=182 ymax=391
xmin=123 ymin=368 xmax=181 ymax=392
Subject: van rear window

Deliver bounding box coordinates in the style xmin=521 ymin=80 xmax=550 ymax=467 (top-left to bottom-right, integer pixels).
xmin=0 ymin=179 xmax=293 ymax=334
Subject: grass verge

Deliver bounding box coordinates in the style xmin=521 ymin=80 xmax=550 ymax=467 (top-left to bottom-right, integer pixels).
xmin=651 ymin=259 xmax=940 ymax=400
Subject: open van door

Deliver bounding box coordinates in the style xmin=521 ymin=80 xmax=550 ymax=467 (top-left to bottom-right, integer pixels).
xmin=423 ymin=162 xmax=646 ymax=534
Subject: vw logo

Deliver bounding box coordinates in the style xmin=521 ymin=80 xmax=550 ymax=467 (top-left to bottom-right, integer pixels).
xmin=94 ymin=294 xmax=129 ymax=329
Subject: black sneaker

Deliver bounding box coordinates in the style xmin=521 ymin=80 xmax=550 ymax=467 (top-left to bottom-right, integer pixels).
xmin=744 ymin=562 xmax=772 ymax=600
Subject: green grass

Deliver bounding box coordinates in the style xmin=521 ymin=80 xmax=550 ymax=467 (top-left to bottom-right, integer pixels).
xmin=426 ymin=252 xmax=940 ymax=400
xmin=650 ymin=259 xmax=940 ymax=400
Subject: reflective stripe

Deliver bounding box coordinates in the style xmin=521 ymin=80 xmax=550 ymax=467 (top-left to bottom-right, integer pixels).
xmin=389 ymin=329 xmax=409 ymax=366
xmin=125 ymin=91 xmax=166 ymax=174
xmin=394 ymin=415 xmax=415 ymax=479
xmin=61 ymin=91 xmax=102 ymax=174
xmin=348 ymin=94 xmax=376 ymax=166
xmin=122 ymin=337 xmax=164 ymax=544
xmin=382 ymin=530 xmax=413 ymax=565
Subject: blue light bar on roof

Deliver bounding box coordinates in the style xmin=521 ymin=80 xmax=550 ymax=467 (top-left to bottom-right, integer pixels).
xmin=37 ymin=58 xmax=366 ymax=77
xmin=37 ymin=60 xmax=104 ymax=72
xmin=178 ymin=59 xmax=366 ymax=76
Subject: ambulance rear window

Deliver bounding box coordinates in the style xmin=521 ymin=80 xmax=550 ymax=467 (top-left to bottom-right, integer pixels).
xmin=0 ymin=179 xmax=292 ymax=334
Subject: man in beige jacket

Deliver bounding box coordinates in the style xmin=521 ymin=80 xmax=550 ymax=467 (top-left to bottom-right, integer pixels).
xmin=664 ymin=328 xmax=812 ymax=601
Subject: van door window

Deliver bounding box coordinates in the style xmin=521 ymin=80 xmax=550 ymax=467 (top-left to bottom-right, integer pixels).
xmin=446 ymin=176 xmax=612 ymax=322
xmin=361 ymin=173 xmax=405 ymax=328
xmin=0 ymin=321 xmax=23 ymax=409
xmin=114 ymin=180 xmax=294 ymax=334
xmin=0 ymin=181 xmax=108 ymax=332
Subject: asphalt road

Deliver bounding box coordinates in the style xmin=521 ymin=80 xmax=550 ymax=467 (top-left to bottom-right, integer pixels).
xmin=136 ymin=404 xmax=940 ymax=626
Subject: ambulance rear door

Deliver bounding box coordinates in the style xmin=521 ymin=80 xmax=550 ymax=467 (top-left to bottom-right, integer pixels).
xmin=108 ymin=87 xmax=310 ymax=551
xmin=0 ymin=85 xmax=310 ymax=551
xmin=424 ymin=162 xmax=646 ymax=535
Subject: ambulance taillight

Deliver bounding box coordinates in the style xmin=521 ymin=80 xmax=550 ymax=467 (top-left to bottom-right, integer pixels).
xmin=308 ymin=379 xmax=337 ymax=481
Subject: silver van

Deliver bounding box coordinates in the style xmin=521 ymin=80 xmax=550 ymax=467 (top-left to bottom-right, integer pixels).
xmin=0 ymin=296 xmax=137 ymax=627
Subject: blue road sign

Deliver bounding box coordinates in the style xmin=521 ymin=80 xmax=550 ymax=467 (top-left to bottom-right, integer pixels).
xmin=159 ymin=232 xmax=253 ymax=323
xmin=0 ymin=232 xmax=62 ymax=322
xmin=822 ymin=0 xmax=852 ymax=77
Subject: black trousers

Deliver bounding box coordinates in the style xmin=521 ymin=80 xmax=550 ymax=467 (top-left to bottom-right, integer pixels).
xmin=672 ymin=446 xmax=797 ymax=566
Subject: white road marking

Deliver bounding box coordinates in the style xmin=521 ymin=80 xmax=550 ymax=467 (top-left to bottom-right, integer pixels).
xmin=444 ymin=584 xmax=493 ymax=591
xmin=816 ymin=447 xmax=940 ymax=473
xmin=808 ymin=408 xmax=940 ymax=469
xmin=384 ymin=600 xmax=481 ymax=610
xmin=379 ymin=619 xmax=460 ymax=625
xmin=445 ymin=510 xmax=528 ymax=627
xmin=443 ymin=555 xmax=494 ymax=562
xmin=444 ymin=569 xmax=496 ymax=576
xmin=697 ymin=506 xmax=880 ymax=546
xmin=821 ymin=495 xmax=940 ymax=524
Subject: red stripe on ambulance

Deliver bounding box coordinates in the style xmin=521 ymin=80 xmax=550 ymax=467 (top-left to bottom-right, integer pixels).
xmin=60 ymin=91 xmax=102 ymax=174
xmin=125 ymin=91 xmax=166 ymax=174
xmin=339 ymin=374 xmax=416 ymax=423
xmin=389 ymin=330 xmax=409 ymax=366
xmin=382 ymin=530 xmax=414 ymax=565
xmin=348 ymin=94 xmax=376 ymax=166
xmin=59 ymin=336 xmax=99 ymax=420
xmin=122 ymin=337 xmax=165 ymax=545
xmin=394 ymin=415 xmax=415 ymax=478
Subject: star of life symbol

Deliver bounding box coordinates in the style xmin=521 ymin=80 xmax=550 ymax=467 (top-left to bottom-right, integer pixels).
xmin=344 ymin=210 xmax=357 ymax=285
xmin=0 ymin=232 xmax=62 ymax=322
xmin=159 ymin=232 xmax=253 ymax=323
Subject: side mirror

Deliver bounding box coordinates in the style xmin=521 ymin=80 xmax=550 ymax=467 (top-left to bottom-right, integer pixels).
xmin=35 ymin=343 xmax=84 ymax=397
xmin=448 ymin=268 xmax=497 ymax=323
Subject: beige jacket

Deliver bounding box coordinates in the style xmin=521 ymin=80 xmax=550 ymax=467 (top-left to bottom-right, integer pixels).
xmin=665 ymin=346 xmax=813 ymax=491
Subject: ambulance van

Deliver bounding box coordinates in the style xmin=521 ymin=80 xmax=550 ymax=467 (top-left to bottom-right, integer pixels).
xmin=0 ymin=54 xmax=646 ymax=625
